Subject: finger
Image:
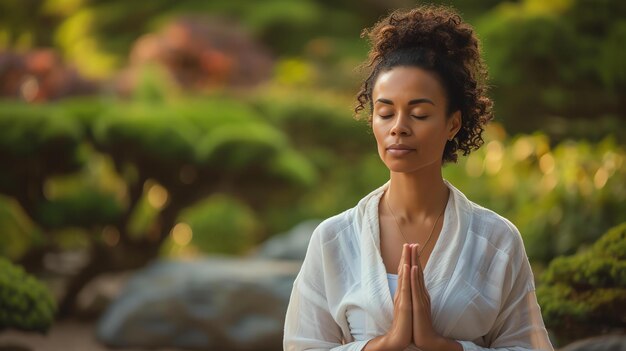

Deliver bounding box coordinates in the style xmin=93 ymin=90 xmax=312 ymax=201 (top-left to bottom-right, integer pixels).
xmin=400 ymin=264 xmax=413 ymax=331
xmin=414 ymin=244 xmax=423 ymax=271
xmin=410 ymin=265 xmax=417 ymax=295
xmin=411 ymin=265 xmax=420 ymax=314
xmin=413 ymin=258 xmax=423 ymax=292
xmin=412 ymin=263 xmax=424 ymax=300
xmin=416 ymin=264 xmax=433 ymax=317
xmin=401 ymin=264 xmax=411 ymax=311
xmin=405 ymin=244 xmax=412 ymax=268
xmin=411 ymin=244 xmax=418 ymax=268
xmin=401 ymin=264 xmax=410 ymax=294
xmin=398 ymin=244 xmax=408 ymax=274
xmin=416 ymin=261 xmax=431 ymax=311
xmin=415 ymin=248 xmax=429 ymax=300
xmin=395 ymin=256 xmax=406 ymax=302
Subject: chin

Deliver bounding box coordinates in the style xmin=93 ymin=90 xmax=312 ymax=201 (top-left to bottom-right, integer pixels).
xmin=382 ymin=158 xmax=441 ymax=174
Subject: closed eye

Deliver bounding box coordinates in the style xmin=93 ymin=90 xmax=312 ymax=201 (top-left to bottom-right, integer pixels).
xmin=412 ymin=115 xmax=429 ymax=120
xmin=379 ymin=114 xmax=394 ymax=119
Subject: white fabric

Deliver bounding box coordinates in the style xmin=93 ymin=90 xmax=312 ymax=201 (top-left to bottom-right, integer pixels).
xmin=387 ymin=273 xmax=398 ymax=299
xmin=283 ymin=179 xmax=554 ymax=351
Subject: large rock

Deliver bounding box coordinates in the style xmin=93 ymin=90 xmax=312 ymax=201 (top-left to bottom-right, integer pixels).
xmin=96 ymin=257 xmax=300 ymax=350
xmin=253 ymin=219 xmax=321 ymax=261
xmin=560 ymin=334 xmax=626 ymax=351
xmin=76 ymin=272 xmax=132 ymax=319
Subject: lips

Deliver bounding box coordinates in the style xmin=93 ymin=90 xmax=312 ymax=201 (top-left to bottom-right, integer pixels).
xmin=386 ymin=143 xmax=415 ymax=156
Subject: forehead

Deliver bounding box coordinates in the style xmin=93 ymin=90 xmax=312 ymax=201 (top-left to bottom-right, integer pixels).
xmin=372 ymin=66 xmax=446 ymax=104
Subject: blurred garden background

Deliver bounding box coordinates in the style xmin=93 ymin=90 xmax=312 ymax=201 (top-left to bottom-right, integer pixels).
xmin=0 ymin=0 xmax=624 ymax=350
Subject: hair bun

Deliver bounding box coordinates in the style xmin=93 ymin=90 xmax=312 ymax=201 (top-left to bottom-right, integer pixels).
xmin=363 ymin=6 xmax=479 ymax=67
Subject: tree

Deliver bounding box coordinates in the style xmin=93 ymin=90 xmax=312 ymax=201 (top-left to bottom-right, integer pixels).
xmin=0 ymin=96 xmax=315 ymax=316
xmin=477 ymin=0 xmax=626 ymax=141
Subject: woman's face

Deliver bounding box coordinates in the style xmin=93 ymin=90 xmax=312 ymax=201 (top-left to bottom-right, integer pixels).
xmin=371 ymin=66 xmax=461 ymax=174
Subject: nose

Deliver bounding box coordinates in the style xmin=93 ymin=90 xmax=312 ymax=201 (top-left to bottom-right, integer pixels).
xmin=390 ymin=113 xmax=411 ymax=136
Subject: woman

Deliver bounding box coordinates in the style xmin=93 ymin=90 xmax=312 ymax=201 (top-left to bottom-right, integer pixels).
xmin=283 ymin=5 xmax=553 ymax=351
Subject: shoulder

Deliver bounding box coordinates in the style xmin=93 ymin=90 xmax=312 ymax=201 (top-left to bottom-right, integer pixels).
xmin=465 ymin=198 xmax=527 ymax=258
xmin=462 ymin=197 xmax=535 ymax=290
xmin=309 ymin=207 xmax=356 ymax=246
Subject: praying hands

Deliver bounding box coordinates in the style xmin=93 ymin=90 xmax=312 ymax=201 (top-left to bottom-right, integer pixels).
xmin=365 ymin=244 xmax=463 ymax=351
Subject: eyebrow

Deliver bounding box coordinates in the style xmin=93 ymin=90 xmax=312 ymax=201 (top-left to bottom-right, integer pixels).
xmin=375 ymin=98 xmax=435 ymax=106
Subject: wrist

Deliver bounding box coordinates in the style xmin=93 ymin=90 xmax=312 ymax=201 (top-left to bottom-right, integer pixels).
xmin=426 ymin=336 xmax=463 ymax=351
xmin=378 ymin=334 xmax=407 ymax=351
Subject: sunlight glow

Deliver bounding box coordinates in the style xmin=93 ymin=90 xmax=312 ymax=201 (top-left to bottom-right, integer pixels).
xmin=171 ymin=223 xmax=193 ymax=246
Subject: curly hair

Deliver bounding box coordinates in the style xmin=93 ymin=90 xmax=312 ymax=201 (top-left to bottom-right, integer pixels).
xmin=354 ymin=5 xmax=494 ymax=164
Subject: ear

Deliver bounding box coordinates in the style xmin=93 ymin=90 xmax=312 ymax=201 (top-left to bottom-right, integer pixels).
xmin=447 ymin=110 xmax=462 ymax=139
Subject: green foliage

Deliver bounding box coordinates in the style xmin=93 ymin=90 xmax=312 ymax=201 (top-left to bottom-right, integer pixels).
xmin=0 ymin=87 xmax=623 ymax=265
xmin=132 ymin=64 xmax=180 ymax=103
xmin=37 ymin=189 xmax=123 ymax=229
xmin=198 ymin=122 xmax=285 ymax=168
xmin=537 ymin=222 xmax=626 ymax=342
xmin=0 ymin=94 xmax=316 ymax=267
xmin=0 ymin=196 xmax=42 ymax=260
xmin=477 ymin=0 xmax=626 ymax=140
xmin=249 ymin=90 xmax=384 ymax=231
xmin=94 ymin=103 xmax=198 ymax=163
xmin=0 ymin=101 xmax=88 ymax=224
xmin=174 ymin=194 xmax=260 ymax=255
xmin=1 ymin=0 xmax=623 ymax=142
xmin=442 ymin=129 xmax=626 ymax=263
xmin=0 ymin=101 xmax=82 ymax=165
xmin=252 ymin=90 xmax=372 ymax=159
xmin=0 ymin=0 xmax=378 ymax=77
xmin=0 ymin=257 xmax=56 ymax=333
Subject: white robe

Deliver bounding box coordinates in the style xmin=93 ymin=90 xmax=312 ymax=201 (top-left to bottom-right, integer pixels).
xmin=283 ymin=179 xmax=554 ymax=351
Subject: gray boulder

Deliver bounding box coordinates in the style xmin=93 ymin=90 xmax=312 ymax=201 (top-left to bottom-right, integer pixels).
xmin=253 ymin=219 xmax=321 ymax=261
xmin=560 ymin=334 xmax=626 ymax=351
xmin=96 ymin=257 xmax=300 ymax=350
xmin=76 ymin=271 xmax=132 ymax=318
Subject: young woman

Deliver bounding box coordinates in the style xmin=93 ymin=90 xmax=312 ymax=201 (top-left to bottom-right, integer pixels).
xmin=283 ymin=5 xmax=553 ymax=351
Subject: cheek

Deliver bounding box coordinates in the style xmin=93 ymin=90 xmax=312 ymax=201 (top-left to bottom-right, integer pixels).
xmin=371 ymin=121 xmax=384 ymax=144
xmin=372 ymin=124 xmax=387 ymax=158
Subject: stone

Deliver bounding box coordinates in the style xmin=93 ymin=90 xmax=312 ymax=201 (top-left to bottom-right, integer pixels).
xmin=76 ymin=272 xmax=132 ymax=319
xmin=96 ymin=257 xmax=300 ymax=350
xmin=560 ymin=334 xmax=626 ymax=351
xmin=253 ymin=219 xmax=321 ymax=261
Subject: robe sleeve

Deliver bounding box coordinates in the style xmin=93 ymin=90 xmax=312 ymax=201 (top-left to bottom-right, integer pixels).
xmin=283 ymin=222 xmax=375 ymax=351
xmin=456 ymin=223 xmax=554 ymax=351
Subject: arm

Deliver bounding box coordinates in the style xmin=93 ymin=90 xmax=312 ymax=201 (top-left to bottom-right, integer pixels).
xmin=454 ymin=227 xmax=553 ymax=351
xmin=283 ymin=224 xmax=378 ymax=351
xmin=284 ymin=226 xmax=416 ymax=351
xmin=283 ymin=273 xmax=377 ymax=351
xmin=456 ymin=290 xmax=552 ymax=351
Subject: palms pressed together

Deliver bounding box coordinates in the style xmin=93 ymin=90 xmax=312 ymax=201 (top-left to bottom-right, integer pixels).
xmin=382 ymin=244 xmax=461 ymax=351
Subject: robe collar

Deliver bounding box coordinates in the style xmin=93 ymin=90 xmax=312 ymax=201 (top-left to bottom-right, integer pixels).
xmin=355 ymin=178 xmax=472 ymax=331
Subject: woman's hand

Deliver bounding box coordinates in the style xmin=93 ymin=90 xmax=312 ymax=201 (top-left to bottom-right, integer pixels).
xmin=379 ymin=243 xmax=413 ymax=351
xmin=370 ymin=244 xmax=462 ymax=351
xmin=409 ymin=243 xmax=442 ymax=350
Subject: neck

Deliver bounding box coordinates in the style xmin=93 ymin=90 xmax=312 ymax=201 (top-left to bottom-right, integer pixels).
xmin=386 ymin=168 xmax=449 ymax=223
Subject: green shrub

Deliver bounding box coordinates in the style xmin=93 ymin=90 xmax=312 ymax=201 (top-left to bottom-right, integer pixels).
xmin=37 ymin=189 xmax=123 ymax=229
xmin=0 ymin=102 xmax=84 ymax=194
xmin=0 ymin=257 xmax=56 ymax=333
xmin=537 ymin=222 xmax=626 ymax=343
xmin=172 ymin=194 xmax=260 ymax=255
